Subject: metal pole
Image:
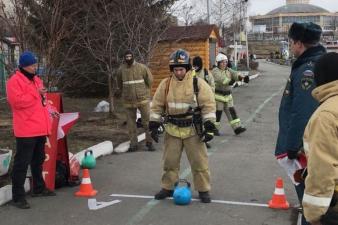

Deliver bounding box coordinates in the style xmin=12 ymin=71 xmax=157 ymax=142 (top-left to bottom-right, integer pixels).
xmin=234 ymin=41 xmax=237 ymax=67
xmin=207 ymin=0 xmax=210 ymax=24
xmin=244 ymin=1 xmax=249 ymax=69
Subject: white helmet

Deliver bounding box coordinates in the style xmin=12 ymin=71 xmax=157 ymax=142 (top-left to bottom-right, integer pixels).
xmin=215 ymin=53 xmax=228 ymax=63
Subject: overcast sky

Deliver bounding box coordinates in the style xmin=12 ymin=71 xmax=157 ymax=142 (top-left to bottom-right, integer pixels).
xmin=173 ymin=0 xmax=338 ymax=18
xmin=248 ymin=0 xmax=338 ymax=15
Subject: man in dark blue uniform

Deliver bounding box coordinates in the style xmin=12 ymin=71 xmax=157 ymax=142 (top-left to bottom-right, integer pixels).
xmin=275 ymin=22 xmax=326 ymax=225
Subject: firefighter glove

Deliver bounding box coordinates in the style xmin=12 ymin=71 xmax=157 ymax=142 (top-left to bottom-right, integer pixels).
xmin=149 ymin=121 xmax=161 ymax=143
xmin=202 ymin=121 xmax=216 ymax=142
xmin=243 ymin=75 xmax=250 ymax=83
xmin=201 ymin=132 xmax=214 ymax=142
xmin=287 ymin=150 xmax=299 ymax=160
xmin=229 ymin=79 xmax=236 ymax=86
xmin=204 ymin=120 xmax=216 ymax=133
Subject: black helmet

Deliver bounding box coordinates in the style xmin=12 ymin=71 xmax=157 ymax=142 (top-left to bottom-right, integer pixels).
xmin=169 ymin=49 xmax=191 ymax=71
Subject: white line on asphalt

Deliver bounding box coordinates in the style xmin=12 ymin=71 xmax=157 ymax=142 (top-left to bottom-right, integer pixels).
xmin=110 ymin=194 xmax=268 ymax=207
xmin=126 ymin=86 xmax=284 ymax=225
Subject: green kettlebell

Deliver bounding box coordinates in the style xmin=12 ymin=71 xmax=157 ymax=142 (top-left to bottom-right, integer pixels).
xmin=81 ymin=150 xmax=96 ymax=169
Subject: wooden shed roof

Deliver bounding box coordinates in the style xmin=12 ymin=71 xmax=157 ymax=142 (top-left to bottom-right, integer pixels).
xmin=160 ymin=24 xmax=219 ymax=42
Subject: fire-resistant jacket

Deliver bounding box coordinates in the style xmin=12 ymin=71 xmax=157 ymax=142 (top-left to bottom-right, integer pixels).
xmin=302 ymin=80 xmax=338 ymax=223
xmin=150 ymin=71 xmax=216 ymax=139
xmin=212 ymin=67 xmax=239 ymax=103
xmin=212 ymin=67 xmax=239 ymax=93
xmin=275 ymin=45 xmax=326 ymax=156
xmin=195 ymin=69 xmax=215 ymax=93
xmin=116 ymin=61 xmax=153 ymax=107
xmin=6 ymin=70 xmax=51 ymax=137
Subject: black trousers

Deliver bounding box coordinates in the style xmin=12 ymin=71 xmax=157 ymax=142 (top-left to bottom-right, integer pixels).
xmin=12 ymin=136 xmax=46 ymax=201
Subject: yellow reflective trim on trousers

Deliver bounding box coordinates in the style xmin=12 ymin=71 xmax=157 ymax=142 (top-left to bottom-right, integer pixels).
xmin=215 ymin=94 xmax=232 ymax=103
xmin=164 ymin=123 xmax=196 ymax=139
xmin=230 ymin=118 xmax=241 ymax=125
xmin=215 ymin=122 xmax=221 ymax=129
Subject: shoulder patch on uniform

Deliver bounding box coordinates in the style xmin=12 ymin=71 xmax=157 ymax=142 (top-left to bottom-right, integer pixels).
xmin=303 ymin=70 xmax=314 ymax=77
xmin=301 ymin=76 xmax=314 ymax=90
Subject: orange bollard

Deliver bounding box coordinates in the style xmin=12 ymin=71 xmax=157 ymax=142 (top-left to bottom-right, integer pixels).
xmin=268 ymin=177 xmax=290 ymax=209
xmin=75 ymin=169 xmax=97 ymax=197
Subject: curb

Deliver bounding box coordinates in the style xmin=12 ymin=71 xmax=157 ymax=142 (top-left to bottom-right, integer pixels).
xmin=114 ymin=133 xmax=146 ymax=153
xmin=264 ymin=60 xmax=291 ymax=68
xmin=74 ymin=141 xmax=114 ymax=165
xmin=0 ymin=178 xmax=31 ymax=206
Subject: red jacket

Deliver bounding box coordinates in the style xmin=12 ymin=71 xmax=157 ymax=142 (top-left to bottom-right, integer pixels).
xmin=6 ymin=70 xmax=51 ymax=137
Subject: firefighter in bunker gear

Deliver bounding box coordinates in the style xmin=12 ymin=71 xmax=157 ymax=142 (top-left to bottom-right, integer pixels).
xmin=149 ymin=49 xmax=216 ymax=203
xmin=116 ymin=50 xmax=155 ymax=152
xmin=212 ymin=53 xmax=249 ymax=135
xmin=302 ymin=52 xmax=338 ymax=225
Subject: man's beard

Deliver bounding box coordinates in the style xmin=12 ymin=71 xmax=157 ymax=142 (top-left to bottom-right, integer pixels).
xmin=126 ymin=59 xmax=134 ymax=65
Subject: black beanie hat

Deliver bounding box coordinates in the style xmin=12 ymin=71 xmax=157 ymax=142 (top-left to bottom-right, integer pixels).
xmin=314 ymin=52 xmax=338 ymax=87
xmin=288 ymin=22 xmax=322 ymax=44
xmin=124 ymin=49 xmax=133 ymax=57
xmin=192 ymin=56 xmax=203 ymax=72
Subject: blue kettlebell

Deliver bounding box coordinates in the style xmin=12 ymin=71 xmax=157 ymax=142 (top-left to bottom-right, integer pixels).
xmin=173 ymin=179 xmax=192 ymax=205
xmin=81 ymin=150 xmax=96 ymax=169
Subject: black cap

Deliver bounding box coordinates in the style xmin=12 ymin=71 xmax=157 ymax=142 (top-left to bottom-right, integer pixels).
xmin=314 ymin=52 xmax=338 ymax=87
xmin=192 ymin=56 xmax=203 ymax=72
xmin=124 ymin=49 xmax=133 ymax=56
xmin=288 ymin=22 xmax=322 ymax=44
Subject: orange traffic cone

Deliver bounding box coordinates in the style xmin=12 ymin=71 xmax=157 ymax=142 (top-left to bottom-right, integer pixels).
xmin=75 ymin=169 xmax=97 ymax=197
xmin=268 ymin=177 xmax=289 ymax=209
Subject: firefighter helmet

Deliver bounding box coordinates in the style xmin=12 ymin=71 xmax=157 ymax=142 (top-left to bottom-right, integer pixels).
xmin=169 ymin=49 xmax=191 ymax=71
xmin=215 ymin=53 xmax=228 ymax=63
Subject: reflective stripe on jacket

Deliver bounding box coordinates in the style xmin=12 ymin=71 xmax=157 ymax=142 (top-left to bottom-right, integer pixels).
xmin=212 ymin=67 xmax=239 ymax=94
xmin=150 ymin=71 xmax=216 ymax=139
xmin=116 ymin=61 xmax=153 ymax=107
xmin=303 ymin=80 xmax=338 ymax=223
xmin=6 ymin=70 xmax=51 ymax=137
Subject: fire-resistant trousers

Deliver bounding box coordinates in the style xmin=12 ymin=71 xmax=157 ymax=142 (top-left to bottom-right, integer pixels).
xmin=125 ymin=102 xmax=152 ymax=148
xmin=216 ymin=98 xmax=242 ymax=130
xmin=160 ymin=133 xmax=210 ymax=192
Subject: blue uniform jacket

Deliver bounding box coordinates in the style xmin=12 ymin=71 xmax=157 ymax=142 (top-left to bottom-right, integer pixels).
xmin=275 ymin=45 xmax=326 ymax=156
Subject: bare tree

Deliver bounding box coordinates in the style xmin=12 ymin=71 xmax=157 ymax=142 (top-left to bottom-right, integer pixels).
xmin=76 ymin=0 xmax=176 ymax=113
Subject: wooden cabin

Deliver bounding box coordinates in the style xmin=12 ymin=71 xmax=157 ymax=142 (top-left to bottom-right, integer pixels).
xmin=149 ymin=24 xmax=220 ymax=94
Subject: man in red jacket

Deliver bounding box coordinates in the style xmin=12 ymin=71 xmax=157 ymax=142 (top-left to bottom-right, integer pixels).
xmin=6 ymin=51 xmax=56 ymax=209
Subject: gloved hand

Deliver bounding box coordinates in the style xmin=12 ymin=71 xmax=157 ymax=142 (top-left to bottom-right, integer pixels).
xmin=149 ymin=121 xmax=161 ymax=143
xmin=287 ymin=150 xmax=299 ymax=160
xmin=243 ymin=75 xmax=250 ymax=83
xmin=201 ymin=132 xmax=214 ymax=142
xmin=201 ymin=121 xmax=216 ymax=142
xmin=204 ymin=120 xmax=216 ymax=132
xmin=228 ymin=79 xmax=236 ymax=86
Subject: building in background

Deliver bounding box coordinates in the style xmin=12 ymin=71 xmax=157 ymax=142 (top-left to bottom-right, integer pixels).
xmin=149 ymin=24 xmax=220 ymax=94
xmin=250 ymin=0 xmax=338 ymax=40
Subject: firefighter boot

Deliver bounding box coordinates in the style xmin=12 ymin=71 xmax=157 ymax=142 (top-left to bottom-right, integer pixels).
xmin=154 ymin=189 xmax=173 ymax=200
xmin=234 ymin=127 xmax=246 ymax=135
xmin=146 ymin=142 xmax=156 ymax=151
xmin=199 ymin=191 xmax=211 ymax=203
